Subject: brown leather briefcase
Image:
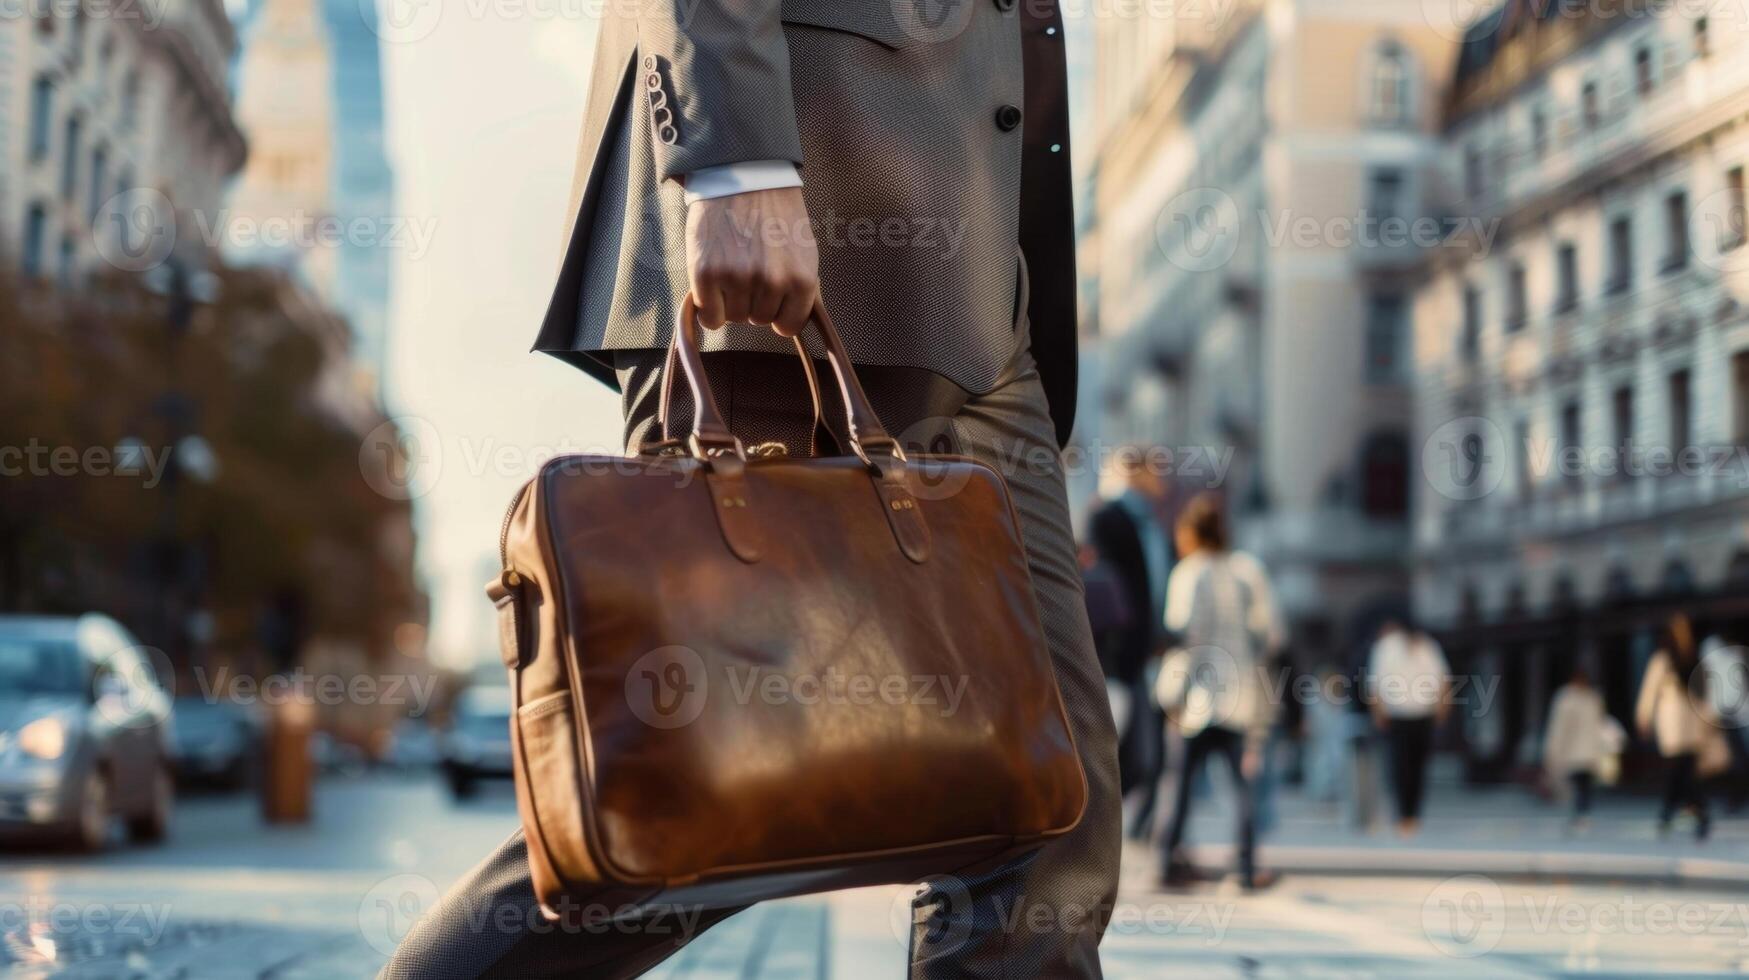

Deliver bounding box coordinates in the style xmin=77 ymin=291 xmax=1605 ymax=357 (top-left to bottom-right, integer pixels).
xmin=488 ymin=298 xmax=1086 ymax=921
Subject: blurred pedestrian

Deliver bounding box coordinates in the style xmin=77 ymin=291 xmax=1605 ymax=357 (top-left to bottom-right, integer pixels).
xmin=1088 ymin=449 xmax=1172 ymax=839
xmin=1367 ymin=620 xmax=1450 ymax=838
xmin=1154 ymin=494 xmax=1283 ymax=891
xmin=1699 ymin=633 xmax=1749 ymax=811
xmin=1079 ymin=542 xmax=1136 ymax=737
xmin=1635 ymin=612 xmax=1726 ymax=840
xmin=1542 ymin=664 xmax=1619 ymax=835
xmin=1303 ymin=667 xmax=1351 ymax=805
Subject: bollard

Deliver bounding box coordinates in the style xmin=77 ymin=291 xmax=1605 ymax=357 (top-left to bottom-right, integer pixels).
xmin=261 ymin=694 xmax=314 ymax=824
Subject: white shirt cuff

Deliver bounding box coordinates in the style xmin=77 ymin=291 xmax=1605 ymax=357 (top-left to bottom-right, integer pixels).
xmin=682 ymin=160 xmax=803 ymax=204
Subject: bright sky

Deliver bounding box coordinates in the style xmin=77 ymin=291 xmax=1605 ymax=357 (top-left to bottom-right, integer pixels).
xmin=379 ymin=9 xmax=619 ymax=669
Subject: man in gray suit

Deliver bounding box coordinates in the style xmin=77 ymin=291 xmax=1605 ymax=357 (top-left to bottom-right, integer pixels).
xmin=383 ymin=1 xmax=1119 ymax=976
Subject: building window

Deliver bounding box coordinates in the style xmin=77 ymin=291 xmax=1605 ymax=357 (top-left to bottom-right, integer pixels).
xmin=1695 ymin=17 xmax=1710 ymax=58
xmin=1634 ymin=45 xmax=1654 ymax=96
xmin=1366 ymin=293 xmax=1407 ymax=382
xmin=1607 ymin=216 xmax=1633 ymax=294
xmin=1371 ymin=44 xmax=1411 ymax=126
xmin=1721 ymin=166 xmax=1746 ymax=252
xmin=1555 ymin=243 xmax=1578 ymax=312
xmin=29 ymin=75 xmax=53 ymax=163
xmin=1612 ymin=385 xmax=1635 ymax=479
xmin=61 ymin=115 xmax=82 ymax=204
xmin=1460 ymin=284 xmax=1482 ymax=362
xmin=1505 ymin=261 xmax=1527 ymax=331
xmin=1561 ymin=399 xmax=1583 ymax=489
xmin=1582 ymin=81 xmax=1600 ymax=129
xmin=88 ymin=144 xmax=107 ymax=225
xmin=1514 ymin=418 xmax=1533 ymax=499
xmin=1669 ymin=368 xmax=1692 ymax=459
xmin=1359 ymin=432 xmax=1410 ymax=518
xmin=1367 ymin=167 xmax=1404 ymax=232
xmin=1663 ymin=190 xmax=1689 ymax=272
xmin=1465 ymin=145 xmax=1485 ymax=199
xmin=23 ymin=203 xmax=49 ymax=279
xmin=1734 ymin=351 xmax=1749 ymax=447
xmin=69 ymin=9 xmax=86 ymax=66
xmin=121 ymin=70 xmax=140 ymax=132
xmin=1531 ymin=105 xmax=1548 ymax=160
xmin=58 ymin=235 xmax=77 ymax=290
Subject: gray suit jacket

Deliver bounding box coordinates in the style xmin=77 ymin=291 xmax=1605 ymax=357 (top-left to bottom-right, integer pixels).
xmin=532 ymin=0 xmax=1079 ymax=444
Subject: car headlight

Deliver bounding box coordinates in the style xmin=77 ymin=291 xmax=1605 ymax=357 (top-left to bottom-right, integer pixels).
xmin=18 ymin=717 xmax=67 ymax=761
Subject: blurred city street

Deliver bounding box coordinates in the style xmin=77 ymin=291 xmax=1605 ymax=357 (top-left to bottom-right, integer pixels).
xmin=5 ymin=769 xmax=1749 ymax=978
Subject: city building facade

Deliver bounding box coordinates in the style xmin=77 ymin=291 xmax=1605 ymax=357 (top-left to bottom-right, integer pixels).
xmin=1079 ymin=0 xmax=1458 ymax=663
xmin=0 ymin=0 xmax=246 ymax=284
xmin=1412 ymin=0 xmax=1749 ymax=778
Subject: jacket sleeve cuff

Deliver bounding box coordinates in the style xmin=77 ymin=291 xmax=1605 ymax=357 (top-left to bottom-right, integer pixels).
xmin=682 ymin=161 xmax=804 ymax=204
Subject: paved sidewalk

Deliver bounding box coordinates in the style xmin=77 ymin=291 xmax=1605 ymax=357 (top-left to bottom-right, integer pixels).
xmin=1158 ymin=768 xmax=1749 ymax=887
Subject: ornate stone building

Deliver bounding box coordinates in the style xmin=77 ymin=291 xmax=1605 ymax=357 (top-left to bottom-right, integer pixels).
xmin=1078 ymin=0 xmax=1458 ymax=662
xmin=0 ymin=0 xmax=245 ymax=283
xmin=1412 ymin=0 xmax=1749 ymax=777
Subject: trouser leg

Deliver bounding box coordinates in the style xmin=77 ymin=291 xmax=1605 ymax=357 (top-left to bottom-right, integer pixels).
xmin=901 ymin=337 xmax=1121 ymax=979
xmin=1409 ymin=719 xmax=1433 ymax=820
xmin=619 ymin=335 xmax=1122 ymax=978
xmin=1389 ymin=723 xmax=1414 ymax=821
xmin=1570 ymin=772 xmax=1594 ymax=817
xmin=378 ymin=831 xmax=743 ymax=979
xmin=1208 ymin=729 xmax=1255 ymax=884
xmin=1660 ymin=753 xmax=1694 ymax=823
xmin=1129 ymin=693 xmax=1165 ymax=835
xmin=1160 ymin=728 xmax=1213 ymax=864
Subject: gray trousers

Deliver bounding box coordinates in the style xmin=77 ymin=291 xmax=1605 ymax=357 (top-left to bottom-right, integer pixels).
xmin=381 ymin=323 xmax=1121 ymax=978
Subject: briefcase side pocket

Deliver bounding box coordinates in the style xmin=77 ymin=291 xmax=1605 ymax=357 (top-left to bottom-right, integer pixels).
xmin=515 ymin=690 xmax=604 ymax=903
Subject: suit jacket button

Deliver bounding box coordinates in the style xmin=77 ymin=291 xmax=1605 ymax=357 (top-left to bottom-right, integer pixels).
xmin=995 ymin=104 xmax=1022 ymax=132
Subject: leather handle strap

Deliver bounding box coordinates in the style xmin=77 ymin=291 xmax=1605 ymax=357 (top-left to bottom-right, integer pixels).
xmin=658 ymin=330 xmax=839 ymax=457
xmin=659 ymin=296 xmax=900 ymax=466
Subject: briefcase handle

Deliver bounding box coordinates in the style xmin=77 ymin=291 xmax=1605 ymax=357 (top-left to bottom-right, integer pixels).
xmin=658 ymin=295 xmax=908 ymax=471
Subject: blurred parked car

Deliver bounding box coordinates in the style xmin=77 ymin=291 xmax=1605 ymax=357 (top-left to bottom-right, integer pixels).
xmin=383 ymin=718 xmax=441 ymax=771
xmin=441 ymin=686 xmax=512 ymax=799
xmin=168 ymin=697 xmax=259 ymax=790
xmin=0 ymin=614 xmax=174 ymax=850
xmin=310 ymin=731 xmax=369 ymax=778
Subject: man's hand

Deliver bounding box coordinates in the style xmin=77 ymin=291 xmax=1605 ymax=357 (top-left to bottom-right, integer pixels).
xmin=686 ymin=187 xmax=818 ymax=336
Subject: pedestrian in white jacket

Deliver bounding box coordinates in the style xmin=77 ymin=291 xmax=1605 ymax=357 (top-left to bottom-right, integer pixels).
xmin=1635 ymin=613 xmax=1720 ymax=839
xmin=1543 ymin=666 xmax=1617 ymax=832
